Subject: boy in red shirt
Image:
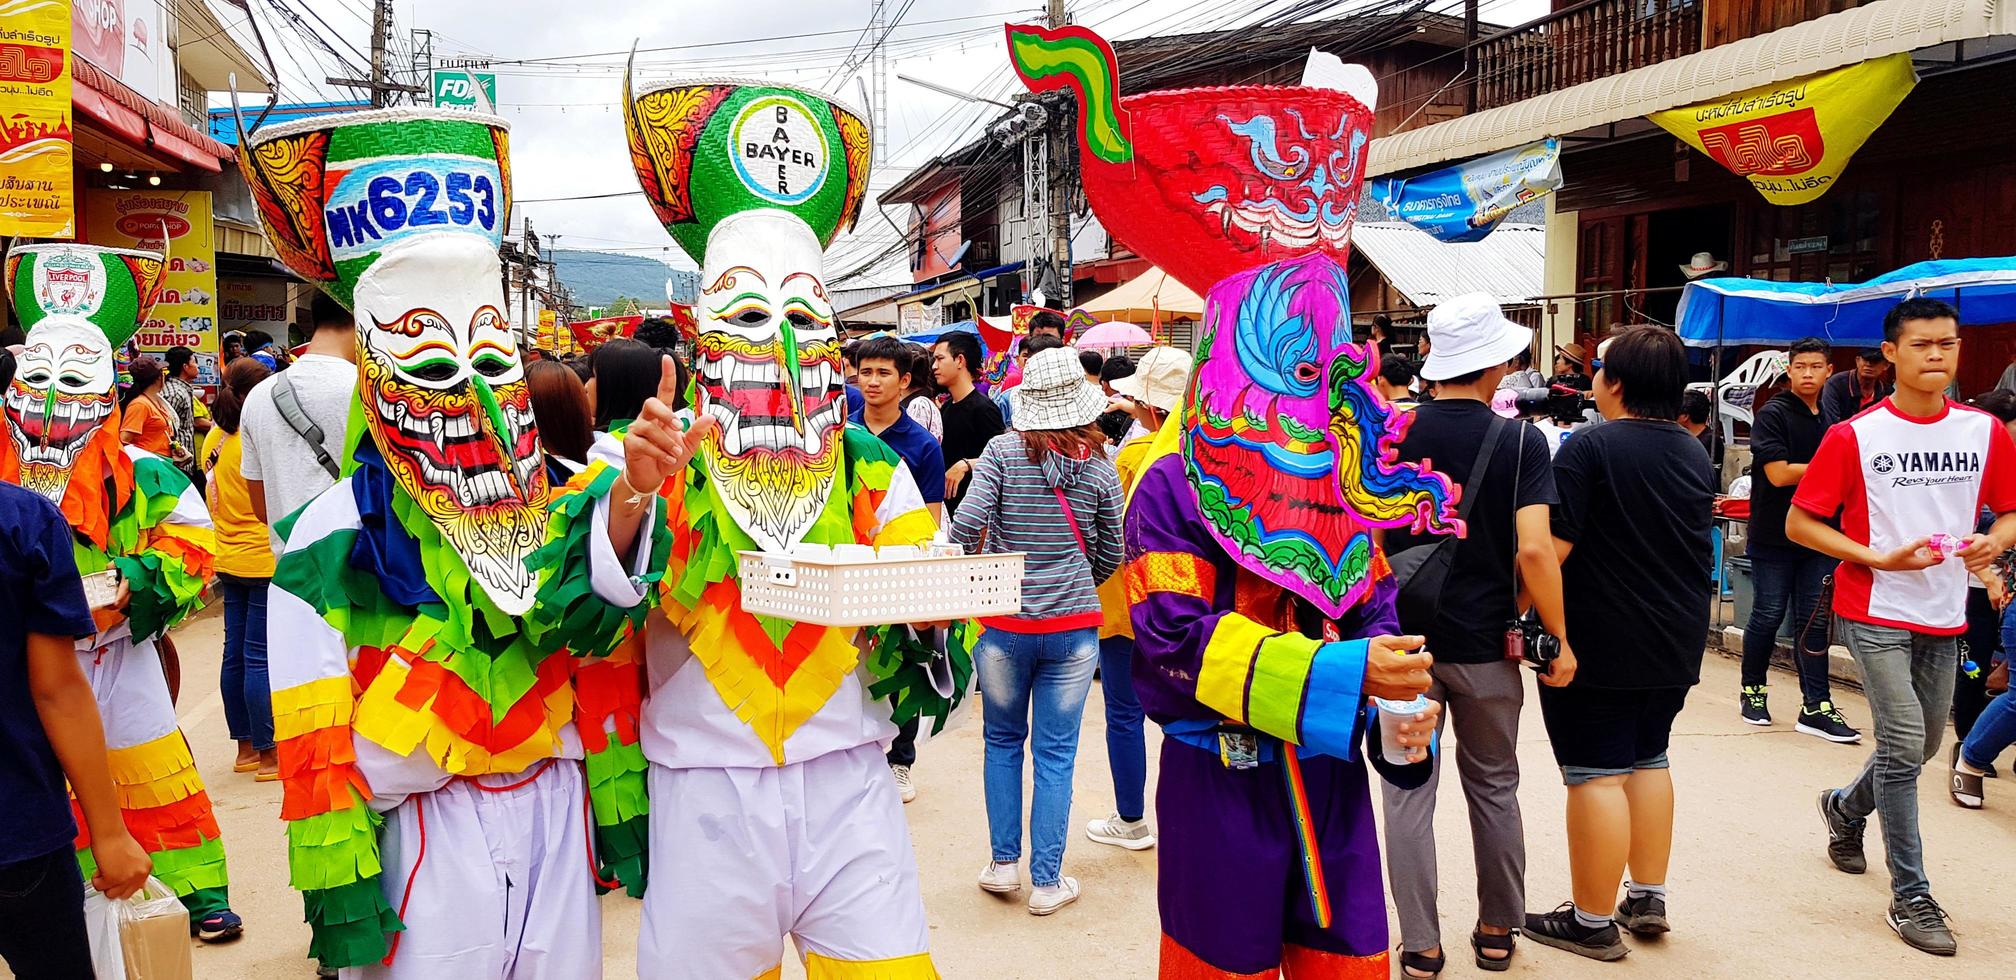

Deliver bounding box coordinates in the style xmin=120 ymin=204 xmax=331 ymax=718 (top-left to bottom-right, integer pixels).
xmin=1789 ymin=298 xmax=2016 ymax=957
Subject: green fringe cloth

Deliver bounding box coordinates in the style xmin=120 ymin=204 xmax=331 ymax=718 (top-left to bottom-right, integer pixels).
xmin=303 ymin=876 xmax=403 ymax=968
xmin=527 ymin=464 xmax=675 ymax=659
xmin=584 ymin=738 xmax=650 ymax=897
xmin=111 ymin=550 xmax=199 ymax=642
xmin=865 ymin=622 xmax=975 ymax=737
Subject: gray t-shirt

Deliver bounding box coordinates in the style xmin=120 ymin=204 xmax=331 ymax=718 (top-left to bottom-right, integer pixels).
xmin=240 ymin=353 xmax=356 ymax=546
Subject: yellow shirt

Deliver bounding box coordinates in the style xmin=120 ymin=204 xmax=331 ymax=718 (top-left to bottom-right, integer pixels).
xmin=1098 ymin=434 xmax=1160 ymax=640
xmin=207 ymin=431 xmax=276 ymax=579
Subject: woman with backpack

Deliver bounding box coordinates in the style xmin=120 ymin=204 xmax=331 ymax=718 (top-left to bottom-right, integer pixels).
xmin=950 ymin=347 xmax=1124 ymax=916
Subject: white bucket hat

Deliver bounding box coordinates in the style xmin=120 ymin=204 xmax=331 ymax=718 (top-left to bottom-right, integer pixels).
xmin=1016 ymin=347 xmax=1109 ymax=431
xmin=1110 ymin=346 xmax=1193 ymax=414
xmin=1419 ymin=293 xmax=1532 ymax=382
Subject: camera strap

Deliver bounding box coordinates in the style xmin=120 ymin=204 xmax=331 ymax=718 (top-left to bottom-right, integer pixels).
xmin=1506 ymin=420 xmax=1530 ymax=622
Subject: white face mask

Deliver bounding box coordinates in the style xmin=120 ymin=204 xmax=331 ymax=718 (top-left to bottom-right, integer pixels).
xmin=352 ymin=235 xmax=549 ymax=614
xmin=689 ymin=210 xmax=847 ymax=552
xmin=5 ymin=319 xmax=116 ymax=504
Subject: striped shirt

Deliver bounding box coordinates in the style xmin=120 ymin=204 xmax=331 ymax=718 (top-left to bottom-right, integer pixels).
xmin=950 ymin=433 xmax=1124 ymax=630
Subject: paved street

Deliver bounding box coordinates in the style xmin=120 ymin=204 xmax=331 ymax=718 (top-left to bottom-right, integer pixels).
xmin=56 ymin=608 xmax=2016 ymax=979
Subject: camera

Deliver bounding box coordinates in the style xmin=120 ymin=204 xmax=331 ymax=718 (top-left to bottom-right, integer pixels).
xmin=1510 ymin=384 xmax=1597 ymax=427
xmin=1504 ymin=612 xmax=1560 ymax=674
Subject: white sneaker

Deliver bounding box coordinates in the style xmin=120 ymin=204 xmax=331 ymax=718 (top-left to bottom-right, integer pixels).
xmin=978 ymin=860 xmax=1021 ymax=894
xmin=1085 ymin=813 xmax=1156 ymax=850
xmin=1028 ymin=876 xmax=1080 ymax=916
xmin=890 ymin=764 xmax=917 ymax=804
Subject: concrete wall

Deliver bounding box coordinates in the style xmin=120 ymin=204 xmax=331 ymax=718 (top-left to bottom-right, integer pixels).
xmin=1538 ymin=195 xmax=1579 ymax=358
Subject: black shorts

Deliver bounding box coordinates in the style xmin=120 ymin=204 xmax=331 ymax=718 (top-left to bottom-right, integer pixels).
xmin=1536 ymin=683 xmax=1691 ymax=785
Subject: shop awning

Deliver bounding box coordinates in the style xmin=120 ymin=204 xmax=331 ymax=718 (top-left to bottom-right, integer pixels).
xmin=1368 ymin=0 xmax=2007 ymax=177
xmin=1352 ymin=222 xmax=1544 ymax=307
xmin=72 ymin=59 xmax=235 ymax=173
xmin=1676 ymin=257 xmax=2016 ymax=348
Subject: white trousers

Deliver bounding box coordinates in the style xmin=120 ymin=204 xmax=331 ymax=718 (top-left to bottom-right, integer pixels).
xmin=637 ymin=743 xmax=932 ymax=979
xmin=345 ymin=760 xmax=601 ymax=980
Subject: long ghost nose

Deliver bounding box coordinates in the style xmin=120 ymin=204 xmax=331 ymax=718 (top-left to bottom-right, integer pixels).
xmin=775 ymin=319 xmax=806 ymax=435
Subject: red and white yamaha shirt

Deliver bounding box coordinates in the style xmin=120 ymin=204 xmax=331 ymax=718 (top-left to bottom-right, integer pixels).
xmin=1793 ymin=399 xmax=2016 ymax=634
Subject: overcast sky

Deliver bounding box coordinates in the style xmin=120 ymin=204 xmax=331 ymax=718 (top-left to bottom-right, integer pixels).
xmin=259 ymin=0 xmax=1549 ymax=286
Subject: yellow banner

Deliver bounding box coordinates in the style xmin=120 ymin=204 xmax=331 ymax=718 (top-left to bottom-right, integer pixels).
xmin=85 ymin=191 xmax=223 ymax=384
xmin=1650 ymin=53 xmax=1917 ymax=206
xmin=0 ymin=0 xmax=76 ymax=237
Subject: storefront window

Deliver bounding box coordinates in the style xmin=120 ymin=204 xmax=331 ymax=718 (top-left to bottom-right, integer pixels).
xmin=1745 ymin=190 xmax=1883 ymax=283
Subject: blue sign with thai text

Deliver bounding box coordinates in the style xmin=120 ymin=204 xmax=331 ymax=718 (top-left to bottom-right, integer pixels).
xmin=1373 ymin=138 xmax=1561 ymax=243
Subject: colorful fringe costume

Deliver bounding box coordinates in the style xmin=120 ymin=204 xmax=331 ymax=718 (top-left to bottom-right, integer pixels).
xmin=237 ymin=106 xmax=646 ymax=977
xmin=610 ymin=71 xmax=942 ymax=979
xmin=3 ymin=244 xmax=233 ymax=918
xmin=1008 ymin=25 xmax=1463 ymax=978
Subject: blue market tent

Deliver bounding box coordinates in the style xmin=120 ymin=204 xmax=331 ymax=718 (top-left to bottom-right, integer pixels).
xmin=897 ymin=320 xmax=980 ymax=346
xmin=1676 ymin=257 xmax=2016 ymax=348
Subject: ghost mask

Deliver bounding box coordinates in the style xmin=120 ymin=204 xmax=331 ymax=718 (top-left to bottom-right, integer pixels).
xmin=1182 ymin=254 xmax=1458 ymax=618
xmin=622 ymin=74 xmax=872 ymax=552
xmin=237 ymin=106 xmax=546 ymax=615
xmin=690 ymin=210 xmax=847 ymax=552
xmin=352 ymin=234 xmax=549 ymax=614
xmin=3 ymin=244 xmax=164 ymax=505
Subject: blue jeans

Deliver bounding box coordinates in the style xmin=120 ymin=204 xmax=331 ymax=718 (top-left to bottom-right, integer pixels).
xmin=978 ymin=626 xmax=1098 ymax=887
xmin=1098 ymin=637 xmax=1147 ymax=822
xmin=218 ymin=576 xmax=273 ymax=750
xmin=1831 ymin=619 xmax=1956 ymax=899
xmin=1959 ymin=601 xmax=2016 ymax=769
xmin=1740 ymin=545 xmax=1834 ymax=706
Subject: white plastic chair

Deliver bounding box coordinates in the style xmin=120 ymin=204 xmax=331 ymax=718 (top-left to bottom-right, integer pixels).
xmin=1689 ymin=349 xmax=1788 ymax=444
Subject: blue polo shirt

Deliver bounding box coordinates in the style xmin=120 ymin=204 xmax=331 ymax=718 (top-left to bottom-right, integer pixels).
xmin=850 ymin=405 xmax=947 ymax=505
xmin=0 ymin=484 xmax=98 ymax=866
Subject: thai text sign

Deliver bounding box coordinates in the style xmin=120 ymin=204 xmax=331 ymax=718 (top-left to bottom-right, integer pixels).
xmin=1650 ymin=53 xmax=1916 ymax=206
xmin=1372 ymin=138 xmax=1560 ymax=243
xmin=86 ymin=190 xmax=223 ymax=383
xmin=0 ymin=0 xmax=75 ymax=237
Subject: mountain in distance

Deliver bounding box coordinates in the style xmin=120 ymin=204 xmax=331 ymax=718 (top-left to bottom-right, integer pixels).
xmin=551 ymin=249 xmax=694 ymax=307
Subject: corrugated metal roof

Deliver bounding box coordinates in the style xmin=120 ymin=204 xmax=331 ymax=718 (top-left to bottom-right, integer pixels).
xmin=1367 ymin=0 xmax=2005 ymax=176
xmin=1353 ymin=222 xmax=1545 ymax=307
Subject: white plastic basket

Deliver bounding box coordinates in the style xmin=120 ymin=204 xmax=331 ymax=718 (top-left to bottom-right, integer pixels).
xmin=736 ymin=544 xmax=1025 ymax=627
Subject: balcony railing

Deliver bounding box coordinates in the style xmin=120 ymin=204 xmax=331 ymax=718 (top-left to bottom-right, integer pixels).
xmin=1472 ymin=0 xmax=1704 ymax=111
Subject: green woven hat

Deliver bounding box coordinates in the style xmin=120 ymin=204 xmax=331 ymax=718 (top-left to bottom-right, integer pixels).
xmin=239 ymin=106 xmax=513 ymax=309
xmin=623 ymin=74 xmax=872 ymax=263
xmin=5 ymin=244 xmax=166 ymax=348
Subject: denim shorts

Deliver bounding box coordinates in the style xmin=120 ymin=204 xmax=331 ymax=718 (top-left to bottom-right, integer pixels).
xmin=1537 ymin=683 xmax=1691 ymax=785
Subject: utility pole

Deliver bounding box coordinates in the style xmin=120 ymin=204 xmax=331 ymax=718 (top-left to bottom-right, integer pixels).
xmin=413 ymin=29 xmax=434 ymax=105
xmin=327 ymin=0 xmax=425 ymax=106
xmin=1045 ymin=0 xmax=1074 ymax=307
xmin=1462 ymin=0 xmax=1479 ymax=114
xmin=520 ymin=218 xmax=537 ymax=348
xmin=869 ymin=0 xmax=889 ymax=157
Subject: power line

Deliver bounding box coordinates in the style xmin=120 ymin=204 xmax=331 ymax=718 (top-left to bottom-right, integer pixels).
xmin=480 ymin=10 xmax=1038 ymax=67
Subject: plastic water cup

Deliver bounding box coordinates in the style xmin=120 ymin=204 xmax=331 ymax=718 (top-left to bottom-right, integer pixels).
xmin=1373 ymin=695 xmax=1433 ymax=766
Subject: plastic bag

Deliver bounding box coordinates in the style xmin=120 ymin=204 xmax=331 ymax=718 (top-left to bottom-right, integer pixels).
xmin=84 ymin=877 xmax=192 ymax=980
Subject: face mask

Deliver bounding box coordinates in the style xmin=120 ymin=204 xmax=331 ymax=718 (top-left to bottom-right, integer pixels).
xmin=1184 ymin=255 xmax=1459 ymax=618
xmin=240 ymin=107 xmax=549 ymax=614
xmin=3 ymin=245 xmax=164 ymax=505
xmin=624 ymin=74 xmax=871 ymax=552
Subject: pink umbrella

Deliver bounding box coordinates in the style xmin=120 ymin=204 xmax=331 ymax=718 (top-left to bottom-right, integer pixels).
xmin=1074 ymin=320 xmax=1154 ymax=350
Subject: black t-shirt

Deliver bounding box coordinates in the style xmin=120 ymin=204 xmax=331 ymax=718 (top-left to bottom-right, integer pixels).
xmin=1552 ymin=419 xmax=1714 ymax=689
xmin=1388 ymin=399 xmax=1558 ymax=663
xmin=940 ymin=387 xmax=1005 ymax=515
xmin=1746 ymin=390 xmax=1825 ymax=554
xmin=0 ymin=484 xmax=99 ymax=865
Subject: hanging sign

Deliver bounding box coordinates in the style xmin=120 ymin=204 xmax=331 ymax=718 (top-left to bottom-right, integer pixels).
xmin=0 ymin=0 xmax=75 ymax=237
xmin=85 ymin=190 xmax=222 ymax=383
xmin=1372 ymin=138 xmax=1560 ymax=243
xmin=1649 ymin=53 xmax=1916 ymax=206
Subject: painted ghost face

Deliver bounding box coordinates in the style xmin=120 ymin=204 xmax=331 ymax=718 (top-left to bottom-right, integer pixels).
xmin=691 ymin=209 xmax=847 ymax=552
xmin=5 ymin=320 xmax=116 ymax=503
xmin=1183 ymin=254 xmax=1457 ymax=618
xmin=352 ymin=235 xmax=549 ymax=614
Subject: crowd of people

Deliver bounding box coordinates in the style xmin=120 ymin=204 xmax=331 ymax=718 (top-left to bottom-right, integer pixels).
xmin=5 ymin=276 xmax=2014 ymax=976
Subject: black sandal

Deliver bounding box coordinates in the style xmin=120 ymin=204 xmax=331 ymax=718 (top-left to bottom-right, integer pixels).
xmin=1472 ymin=929 xmax=1516 ymax=972
xmin=1398 ymin=947 xmax=1446 ymax=979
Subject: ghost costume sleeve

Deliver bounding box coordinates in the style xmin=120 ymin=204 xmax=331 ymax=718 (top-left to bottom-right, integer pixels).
xmin=111 ymin=448 xmax=215 ymax=640
xmin=1126 ymin=455 xmax=1372 ymax=760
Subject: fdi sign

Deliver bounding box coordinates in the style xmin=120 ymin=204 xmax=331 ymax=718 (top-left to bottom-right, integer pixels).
xmin=431 ymin=70 xmax=497 ymax=109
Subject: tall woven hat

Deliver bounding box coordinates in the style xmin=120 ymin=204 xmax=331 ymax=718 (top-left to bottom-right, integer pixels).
xmin=623 ymin=69 xmax=872 ymax=261
xmin=5 ymin=244 xmax=166 ymax=347
xmin=237 ymin=106 xmax=513 ymax=308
